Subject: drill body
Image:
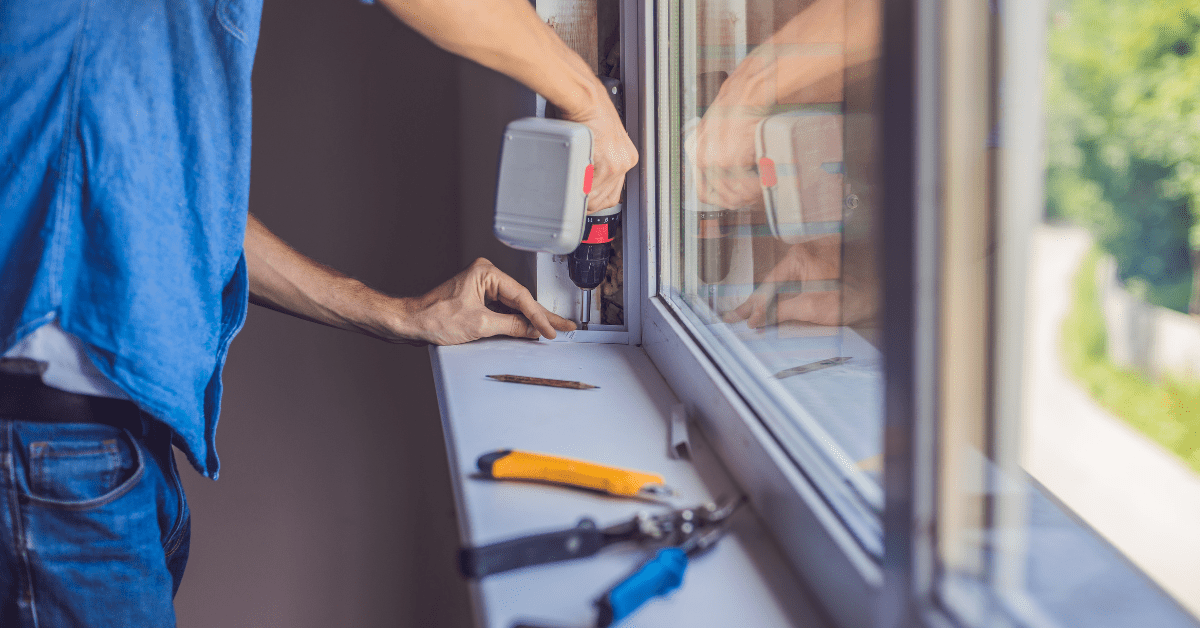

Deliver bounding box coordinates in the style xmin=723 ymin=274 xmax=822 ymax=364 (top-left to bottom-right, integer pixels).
xmin=569 ymin=207 xmax=620 ymax=329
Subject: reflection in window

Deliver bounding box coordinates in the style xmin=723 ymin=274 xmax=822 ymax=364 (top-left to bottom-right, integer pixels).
xmin=662 ymin=0 xmax=883 ymax=552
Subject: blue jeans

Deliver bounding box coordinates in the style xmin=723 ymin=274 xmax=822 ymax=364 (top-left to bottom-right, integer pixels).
xmin=0 ymin=416 xmax=189 ymax=627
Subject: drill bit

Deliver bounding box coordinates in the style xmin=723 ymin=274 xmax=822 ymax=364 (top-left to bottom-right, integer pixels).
xmin=581 ymin=290 xmax=592 ymax=330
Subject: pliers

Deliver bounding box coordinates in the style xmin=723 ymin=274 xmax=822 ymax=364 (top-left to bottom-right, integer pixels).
xmin=593 ymin=498 xmax=743 ymax=626
xmin=459 ymin=496 xmax=742 ymax=582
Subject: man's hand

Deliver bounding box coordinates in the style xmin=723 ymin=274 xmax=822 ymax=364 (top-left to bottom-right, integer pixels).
xmin=561 ymin=94 xmax=638 ymax=214
xmin=723 ymin=236 xmax=843 ymax=328
xmin=688 ymin=103 xmax=765 ymax=209
xmin=392 ymin=258 xmax=576 ymax=346
xmin=245 ymin=215 xmax=573 ymax=346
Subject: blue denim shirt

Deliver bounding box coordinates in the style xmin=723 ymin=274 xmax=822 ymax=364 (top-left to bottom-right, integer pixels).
xmin=0 ymin=0 xmax=264 ymax=478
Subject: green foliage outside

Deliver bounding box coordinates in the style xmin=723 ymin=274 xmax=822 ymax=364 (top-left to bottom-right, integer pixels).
xmin=1140 ymin=274 xmax=1193 ymax=314
xmin=1063 ymin=248 xmax=1200 ymax=473
xmin=1046 ymin=1 xmax=1200 ymax=312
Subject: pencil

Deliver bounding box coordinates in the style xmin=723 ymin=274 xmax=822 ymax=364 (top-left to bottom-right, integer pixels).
xmin=486 ymin=374 xmax=599 ymax=390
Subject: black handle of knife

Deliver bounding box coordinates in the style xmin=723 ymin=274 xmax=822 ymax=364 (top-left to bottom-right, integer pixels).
xmin=459 ymin=518 xmax=605 ymax=578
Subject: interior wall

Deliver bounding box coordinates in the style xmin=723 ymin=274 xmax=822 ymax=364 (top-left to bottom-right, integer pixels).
xmin=172 ymin=0 xmax=473 ymax=625
xmin=457 ymin=61 xmax=538 ymax=288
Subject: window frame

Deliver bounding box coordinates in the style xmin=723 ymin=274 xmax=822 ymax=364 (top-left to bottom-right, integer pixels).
xmin=611 ymin=1 xmax=1178 ymax=628
xmin=621 ymin=0 xmax=1043 ymax=626
xmin=624 ymin=1 xmax=884 ymax=627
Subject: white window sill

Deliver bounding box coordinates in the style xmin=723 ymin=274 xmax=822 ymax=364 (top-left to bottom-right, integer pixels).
xmin=430 ymin=338 xmax=828 ymax=628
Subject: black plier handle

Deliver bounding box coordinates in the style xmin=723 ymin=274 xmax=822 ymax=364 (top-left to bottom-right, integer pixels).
xmin=460 ymin=518 xmax=609 ymax=578
xmin=458 ymin=498 xmax=743 ymax=580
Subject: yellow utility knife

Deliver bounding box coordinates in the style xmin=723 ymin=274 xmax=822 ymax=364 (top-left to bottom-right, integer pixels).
xmin=476 ymin=449 xmax=675 ymax=498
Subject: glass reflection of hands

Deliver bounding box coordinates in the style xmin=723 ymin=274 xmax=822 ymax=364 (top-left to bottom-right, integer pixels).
xmin=723 ymin=235 xmax=842 ymax=328
xmin=687 ymin=0 xmax=848 ymax=211
xmin=722 ymin=234 xmax=877 ymax=329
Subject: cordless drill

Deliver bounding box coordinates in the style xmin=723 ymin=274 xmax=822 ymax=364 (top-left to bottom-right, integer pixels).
xmin=492 ymin=80 xmax=623 ymax=330
xmin=569 ymin=206 xmax=619 ymax=329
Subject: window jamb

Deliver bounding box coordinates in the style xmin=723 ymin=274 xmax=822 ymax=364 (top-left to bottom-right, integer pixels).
xmin=875 ymin=0 xmax=941 ymax=625
xmin=632 ymin=1 xmax=886 ymax=627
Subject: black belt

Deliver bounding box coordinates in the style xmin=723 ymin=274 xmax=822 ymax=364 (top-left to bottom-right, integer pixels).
xmin=0 ymin=372 xmax=145 ymax=436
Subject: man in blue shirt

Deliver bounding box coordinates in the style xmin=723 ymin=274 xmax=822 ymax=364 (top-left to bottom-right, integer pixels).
xmin=0 ymin=0 xmax=636 ymax=624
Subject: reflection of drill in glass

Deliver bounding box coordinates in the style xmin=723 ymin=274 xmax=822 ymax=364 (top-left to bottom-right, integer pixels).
xmin=569 ymin=206 xmax=619 ymax=330
xmin=697 ymin=209 xmax=735 ymax=286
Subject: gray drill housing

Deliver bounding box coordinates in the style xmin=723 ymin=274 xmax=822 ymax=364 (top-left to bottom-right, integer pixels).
xmin=493 ymin=117 xmax=593 ymax=255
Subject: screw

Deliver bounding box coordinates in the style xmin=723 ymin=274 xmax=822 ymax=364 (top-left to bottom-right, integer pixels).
xmin=844 ymin=194 xmax=860 ymax=210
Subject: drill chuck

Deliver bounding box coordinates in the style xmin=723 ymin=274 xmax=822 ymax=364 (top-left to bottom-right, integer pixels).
xmin=568 ymin=211 xmax=619 ymax=329
xmin=568 ymin=242 xmax=611 ymax=290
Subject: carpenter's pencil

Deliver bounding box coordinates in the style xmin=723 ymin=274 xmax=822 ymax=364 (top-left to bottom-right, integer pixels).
xmin=486 ymin=374 xmax=599 ymax=390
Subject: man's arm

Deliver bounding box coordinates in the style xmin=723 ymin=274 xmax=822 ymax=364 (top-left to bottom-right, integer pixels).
xmin=377 ymin=0 xmax=637 ymax=213
xmin=689 ymin=0 xmax=849 ymax=209
xmin=244 ymin=214 xmax=575 ymax=346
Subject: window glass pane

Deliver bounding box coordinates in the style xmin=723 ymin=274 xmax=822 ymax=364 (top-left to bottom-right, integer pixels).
xmin=661 ymin=0 xmax=883 ymax=552
xmin=1025 ymin=0 xmax=1200 ymax=622
xmin=935 ymin=1 xmax=1200 ymax=626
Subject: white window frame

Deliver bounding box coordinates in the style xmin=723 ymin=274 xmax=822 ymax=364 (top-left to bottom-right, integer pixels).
xmin=534 ymin=1 xmax=1184 ymax=628
xmin=623 ymin=1 xmax=883 ymax=627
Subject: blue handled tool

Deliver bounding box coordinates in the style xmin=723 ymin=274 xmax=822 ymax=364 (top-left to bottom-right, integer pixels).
xmin=596 ymin=547 xmax=688 ymax=626
xmin=594 ymin=498 xmax=744 ymax=627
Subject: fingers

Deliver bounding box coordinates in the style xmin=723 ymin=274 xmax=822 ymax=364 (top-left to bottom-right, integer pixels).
xmin=689 ymin=112 xmax=763 ymax=209
xmin=724 ymin=287 xmax=843 ymax=329
xmin=545 ymin=311 xmax=577 ymax=332
xmin=723 ymin=298 xmax=755 ymax=324
xmin=479 ymin=259 xmax=577 ymax=339
xmin=586 ymin=131 xmax=637 ymax=213
xmin=482 ymin=312 xmax=540 ymax=340
xmin=562 ymin=96 xmax=637 ymax=215
xmin=747 ymin=295 xmax=773 ymax=329
xmin=777 ymin=291 xmax=842 ymax=327
xmin=403 ymin=259 xmax=581 ymax=346
xmin=723 ymin=287 xmax=774 ymax=329
xmin=697 ymin=168 xmax=763 ymax=209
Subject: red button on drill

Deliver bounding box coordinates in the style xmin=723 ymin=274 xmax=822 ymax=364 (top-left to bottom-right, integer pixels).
xmin=758 ymin=157 xmax=777 ymax=188
xmin=583 ymin=164 xmax=595 ymax=195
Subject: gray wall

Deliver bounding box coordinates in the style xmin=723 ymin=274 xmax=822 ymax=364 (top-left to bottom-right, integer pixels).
xmin=457 ymin=62 xmax=538 ymax=288
xmin=173 ymin=0 xmax=474 ymax=625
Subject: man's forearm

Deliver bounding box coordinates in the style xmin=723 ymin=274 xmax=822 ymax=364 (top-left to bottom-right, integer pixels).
xmin=377 ymin=0 xmax=601 ymax=118
xmin=376 ymin=0 xmax=637 ymax=213
xmin=244 ymin=213 xmax=419 ymax=342
xmin=244 ymin=215 xmax=575 ymax=345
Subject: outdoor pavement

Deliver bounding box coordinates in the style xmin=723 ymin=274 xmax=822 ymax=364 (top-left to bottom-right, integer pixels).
xmin=1023 ymin=224 xmax=1200 ymax=617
